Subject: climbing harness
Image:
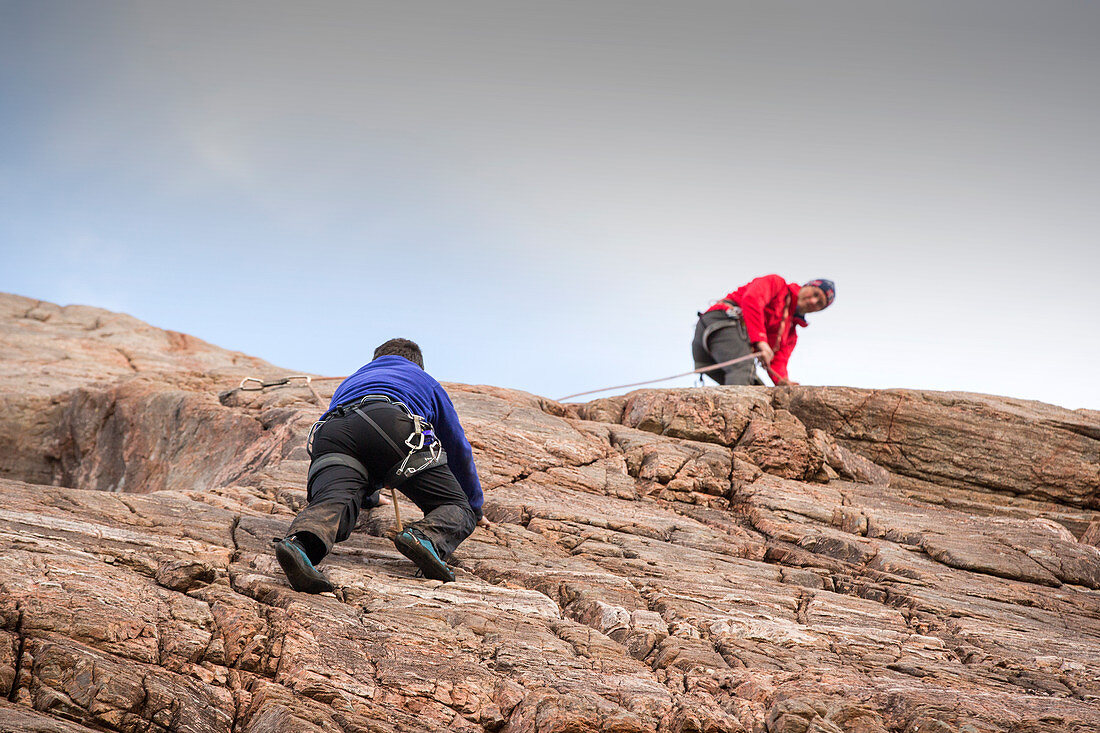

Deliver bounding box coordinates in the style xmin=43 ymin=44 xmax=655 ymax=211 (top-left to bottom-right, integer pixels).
xmin=351 ymin=399 xmax=445 ymax=486
xmin=306 ymin=394 xmax=448 ymax=531
xmin=699 ymin=303 xmax=749 ymax=356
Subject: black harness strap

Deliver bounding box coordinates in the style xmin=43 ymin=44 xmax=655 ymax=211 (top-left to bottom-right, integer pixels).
xmin=353 ymin=406 xmax=407 ymax=459
xmin=307 ymin=452 xmax=370 ymax=484
xmin=307 ymin=395 xmax=395 ymax=457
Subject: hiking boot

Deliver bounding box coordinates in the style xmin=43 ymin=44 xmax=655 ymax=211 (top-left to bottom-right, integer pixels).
xmin=274 ymin=536 xmax=335 ymax=593
xmin=394 ymin=530 xmax=455 ymax=582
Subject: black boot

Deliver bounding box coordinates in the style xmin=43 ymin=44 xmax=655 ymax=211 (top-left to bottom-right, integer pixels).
xmin=274 ymin=536 xmax=335 ymax=593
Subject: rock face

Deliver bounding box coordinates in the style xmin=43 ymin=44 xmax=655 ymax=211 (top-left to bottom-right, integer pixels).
xmin=774 ymin=387 xmax=1100 ymax=510
xmin=1 ymin=291 xmax=1098 ymax=733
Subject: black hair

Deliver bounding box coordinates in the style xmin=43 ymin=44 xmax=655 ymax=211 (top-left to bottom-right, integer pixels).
xmin=373 ymin=338 xmax=424 ymax=368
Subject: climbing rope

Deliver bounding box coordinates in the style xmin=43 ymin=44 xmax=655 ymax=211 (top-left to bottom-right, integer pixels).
xmin=233 ymin=351 xmax=774 ymax=407
xmin=557 ymin=351 xmax=765 ymax=402
xmin=234 ymin=360 xmax=774 ymax=531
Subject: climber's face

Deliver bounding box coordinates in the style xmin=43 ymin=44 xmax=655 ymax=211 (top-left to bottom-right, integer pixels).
xmin=797 ymin=285 xmax=828 ymax=314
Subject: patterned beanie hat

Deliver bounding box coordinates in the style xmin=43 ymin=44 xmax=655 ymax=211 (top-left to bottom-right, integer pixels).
xmin=804 ymin=279 xmax=836 ymax=307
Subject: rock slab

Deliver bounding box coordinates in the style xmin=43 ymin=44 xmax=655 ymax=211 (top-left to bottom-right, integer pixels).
xmin=1 ymin=292 xmax=1099 ymax=733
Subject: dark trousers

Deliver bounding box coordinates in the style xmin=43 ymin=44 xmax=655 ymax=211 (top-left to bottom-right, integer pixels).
xmin=691 ymin=309 xmax=763 ymax=386
xmin=287 ymin=403 xmax=476 ymax=563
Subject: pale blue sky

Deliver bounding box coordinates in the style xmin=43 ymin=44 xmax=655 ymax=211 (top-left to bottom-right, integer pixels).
xmin=2 ymin=2 xmax=1098 ymax=409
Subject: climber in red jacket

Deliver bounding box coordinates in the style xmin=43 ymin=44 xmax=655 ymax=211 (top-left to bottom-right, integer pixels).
xmin=692 ymin=275 xmax=835 ymax=386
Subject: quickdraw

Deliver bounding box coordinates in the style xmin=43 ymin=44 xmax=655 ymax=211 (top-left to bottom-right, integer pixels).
xmin=393 ymin=412 xmax=443 ymax=482
xmin=237 ymin=375 xmax=323 ymax=405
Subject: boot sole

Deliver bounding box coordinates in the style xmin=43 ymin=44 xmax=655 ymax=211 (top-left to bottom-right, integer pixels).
xmin=275 ymin=540 xmax=335 ymax=594
xmin=394 ymin=532 xmax=455 ymax=582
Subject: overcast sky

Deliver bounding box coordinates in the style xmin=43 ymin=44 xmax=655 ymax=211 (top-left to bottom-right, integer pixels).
xmin=2 ymin=1 xmax=1098 ymax=409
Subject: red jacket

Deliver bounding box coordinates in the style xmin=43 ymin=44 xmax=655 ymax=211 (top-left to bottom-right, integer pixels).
xmin=705 ymin=274 xmax=808 ymax=382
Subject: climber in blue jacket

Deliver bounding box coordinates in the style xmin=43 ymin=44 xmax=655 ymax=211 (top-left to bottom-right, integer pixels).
xmin=275 ymin=338 xmax=486 ymax=591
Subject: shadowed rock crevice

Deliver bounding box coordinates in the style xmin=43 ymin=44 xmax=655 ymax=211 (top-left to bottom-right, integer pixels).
xmin=2 ymin=612 xmax=25 ymax=704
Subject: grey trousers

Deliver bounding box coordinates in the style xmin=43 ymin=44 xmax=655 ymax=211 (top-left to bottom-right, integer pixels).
xmin=691 ymin=309 xmax=763 ymax=385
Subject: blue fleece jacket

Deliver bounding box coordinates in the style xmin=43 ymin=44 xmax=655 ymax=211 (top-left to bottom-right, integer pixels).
xmin=329 ymin=356 xmax=483 ymax=516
